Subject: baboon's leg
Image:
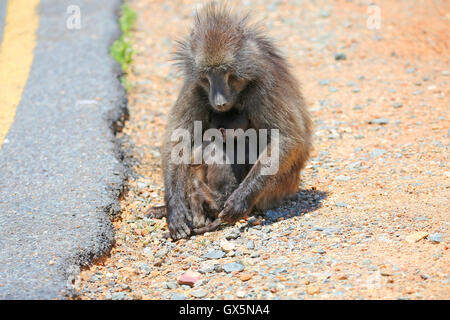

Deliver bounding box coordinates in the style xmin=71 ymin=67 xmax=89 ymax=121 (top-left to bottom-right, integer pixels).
xmin=191 ymin=179 xmax=220 ymax=228
xmin=255 ymin=172 xmax=299 ymax=211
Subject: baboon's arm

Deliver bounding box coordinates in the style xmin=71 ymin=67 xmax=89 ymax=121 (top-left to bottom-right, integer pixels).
xmin=218 ymin=140 xmax=305 ymax=223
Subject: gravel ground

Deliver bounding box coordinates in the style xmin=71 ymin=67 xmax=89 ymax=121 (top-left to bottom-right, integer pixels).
xmin=75 ymin=0 xmax=449 ymax=300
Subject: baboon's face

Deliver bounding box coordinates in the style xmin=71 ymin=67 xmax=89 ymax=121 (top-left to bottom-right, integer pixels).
xmin=199 ymin=69 xmax=248 ymax=112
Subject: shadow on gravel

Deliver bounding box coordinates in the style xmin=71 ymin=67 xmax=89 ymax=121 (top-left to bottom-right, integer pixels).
xmin=249 ymin=188 xmax=328 ymax=227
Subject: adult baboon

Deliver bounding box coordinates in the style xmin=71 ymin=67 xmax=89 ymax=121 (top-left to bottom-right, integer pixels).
xmin=161 ymin=3 xmax=312 ymax=240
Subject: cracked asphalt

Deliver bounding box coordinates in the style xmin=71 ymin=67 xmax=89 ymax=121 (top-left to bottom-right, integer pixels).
xmin=0 ymin=0 xmax=127 ymax=299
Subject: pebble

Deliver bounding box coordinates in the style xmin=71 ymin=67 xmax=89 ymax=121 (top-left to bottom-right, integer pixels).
xmin=111 ymin=292 xmax=129 ymax=300
xmin=155 ymin=247 xmax=169 ymax=258
xmin=368 ymin=118 xmax=389 ymax=125
xmin=220 ymin=239 xmax=235 ymax=252
xmin=240 ymin=273 xmax=253 ymax=281
xmin=370 ymin=149 xmax=387 ymax=158
xmin=335 ymin=175 xmax=351 ymax=182
xmin=225 ymin=228 xmax=241 ymax=240
xmin=203 ymin=249 xmax=225 ymax=259
xmin=319 ymin=9 xmax=330 ymax=18
xmin=171 ymin=293 xmax=187 ymax=300
xmin=246 ymin=240 xmax=255 ymax=249
xmin=312 ymin=247 xmax=326 ymax=254
xmin=236 ymin=290 xmax=246 ymax=298
xmin=335 ymin=202 xmax=348 ymax=207
xmin=190 ymin=289 xmax=207 ymax=298
xmin=143 ymin=247 xmax=152 ymax=257
xmin=306 ymin=285 xmax=320 ymax=295
xmin=334 ymin=53 xmax=347 ymax=61
xmin=199 ymin=261 xmax=216 ymax=274
xmin=223 ymin=262 xmax=245 ymax=273
xmin=429 ymin=233 xmax=443 ymax=243
xmin=328 ymin=86 xmax=338 ymax=93
xmin=392 ymin=102 xmax=403 ymax=108
xmin=166 ymin=281 xmax=178 ymax=289
xmin=405 ymin=232 xmax=429 ymax=244
xmin=178 ymin=270 xmax=202 ymax=287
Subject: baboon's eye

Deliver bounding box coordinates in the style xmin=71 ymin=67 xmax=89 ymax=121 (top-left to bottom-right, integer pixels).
xmin=200 ymin=77 xmax=209 ymax=87
xmin=229 ymin=75 xmax=247 ymax=91
xmin=228 ymin=74 xmax=237 ymax=85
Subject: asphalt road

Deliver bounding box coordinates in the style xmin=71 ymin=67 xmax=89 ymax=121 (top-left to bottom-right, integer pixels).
xmin=0 ymin=0 xmax=127 ymax=299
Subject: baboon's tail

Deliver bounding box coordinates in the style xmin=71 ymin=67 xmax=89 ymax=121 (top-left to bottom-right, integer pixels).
xmin=145 ymin=205 xmax=167 ymax=219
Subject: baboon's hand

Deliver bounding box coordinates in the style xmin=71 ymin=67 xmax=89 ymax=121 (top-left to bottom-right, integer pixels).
xmin=166 ymin=201 xmax=192 ymax=240
xmin=145 ymin=205 xmax=167 ymax=219
xmin=218 ymin=188 xmax=252 ymax=223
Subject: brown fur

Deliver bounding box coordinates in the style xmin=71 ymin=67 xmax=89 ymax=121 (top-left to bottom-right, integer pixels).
xmin=161 ymin=3 xmax=312 ymax=239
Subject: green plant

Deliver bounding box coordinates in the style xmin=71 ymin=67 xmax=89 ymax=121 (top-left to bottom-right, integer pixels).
xmin=110 ymin=4 xmax=137 ymax=79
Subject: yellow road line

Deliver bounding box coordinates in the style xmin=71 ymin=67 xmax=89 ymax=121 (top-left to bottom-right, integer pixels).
xmin=0 ymin=0 xmax=40 ymax=149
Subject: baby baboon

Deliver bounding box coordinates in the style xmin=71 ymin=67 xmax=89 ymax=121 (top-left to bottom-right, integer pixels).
xmin=190 ymin=109 xmax=252 ymax=234
xmin=161 ymin=3 xmax=312 ymax=239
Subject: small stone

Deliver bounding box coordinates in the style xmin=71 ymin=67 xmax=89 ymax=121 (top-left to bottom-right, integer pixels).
xmin=319 ymin=9 xmax=330 ymax=18
xmin=190 ymin=289 xmax=207 ymax=298
xmin=246 ymin=240 xmax=255 ymax=249
xmin=155 ymin=248 xmax=169 ymax=258
xmin=328 ymin=86 xmax=339 ymax=93
xmin=334 ymin=53 xmax=347 ymax=61
xmin=226 ymin=250 xmax=236 ymax=257
xmin=171 ymin=293 xmax=187 ymax=300
xmin=166 ymin=281 xmax=178 ymax=290
xmin=225 ymin=228 xmax=241 ymax=240
xmin=178 ymin=270 xmax=202 ymax=287
xmin=220 ymin=239 xmax=235 ymax=252
xmin=143 ymin=247 xmax=152 ymax=257
xmin=319 ymin=79 xmax=331 ymax=86
xmin=223 ymin=262 xmax=245 ymax=273
xmin=236 ymin=290 xmax=246 ymax=298
xmin=393 ymin=102 xmax=403 ymax=108
xmin=240 ymin=273 xmax=253 ymax=281
xmin=335 ymin=202 xmax=348 ymax=207
xmin=132 ymin=292 xmax=143 ymax=300
xmin=312 ymin=247 xmax=326 ymax=254
xmin=335 ymin=175 xmax=351 ymax=182
xmin=336 ymin=274 xmax=348 ymax=280
xmin=199 ymin=261 xmax=216 ymax=274
xmin=203 ymin=249 xmax=225 ymax=259
xmin=112 ymin=292 xmax=129 ymax=300
xmin=405 ymin=232 xmax=429 ymax=244
xmin=306 ymin=285 xmax=320 ymax=295
xmin=429 ymin=233 xmax=443 ymax=243
xmin=368 ymin=118 xmax=389 ymax=125
xmin=370 ymin=149 xmax=386 ymax=158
